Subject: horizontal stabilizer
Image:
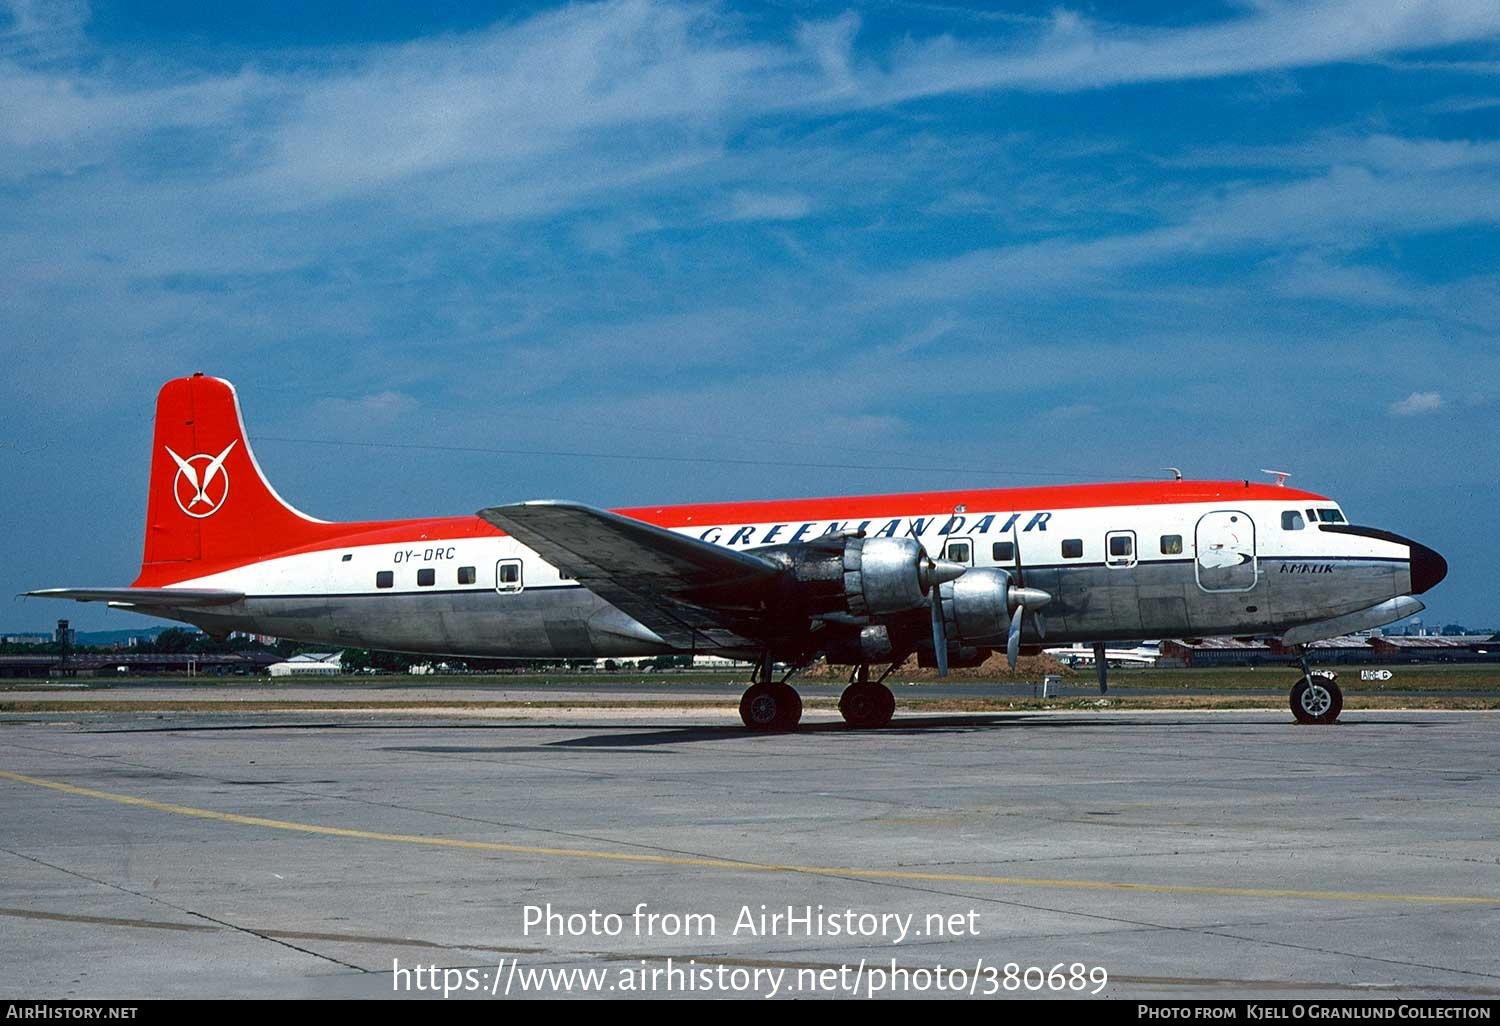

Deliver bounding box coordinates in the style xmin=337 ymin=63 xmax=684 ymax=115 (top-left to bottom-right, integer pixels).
xmin=25 ymin=587 xmax=245 ymax=607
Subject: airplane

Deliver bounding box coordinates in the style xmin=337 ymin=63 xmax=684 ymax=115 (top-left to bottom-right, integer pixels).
xmin=1044 ymin=641 xmax=1161 ymax=669
xmin=28 ymin=374 xmax=1447 ymax=730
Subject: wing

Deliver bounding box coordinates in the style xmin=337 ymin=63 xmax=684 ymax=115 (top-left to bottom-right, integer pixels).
xmin=476 ymin=500 xmax=783 ymax=650
xmin=25 ymin=588 xmax=245 ymax=607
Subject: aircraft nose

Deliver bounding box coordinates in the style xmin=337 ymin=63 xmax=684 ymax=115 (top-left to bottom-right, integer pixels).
xmin=1410 ymin=540 xmax=1448 ymax=595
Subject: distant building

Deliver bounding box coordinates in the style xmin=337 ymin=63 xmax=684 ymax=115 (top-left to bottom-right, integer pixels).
xmin=1160 ymin=634 xmax=1500 ymax=667
xmin=1371 ymin=636 xmax=1499 ymax=662
xmin=229 ymin=631 xmax=280 ymax=646
xmin=690 ymin=655 xmax=753 ymax=669
xmin=1159 ymin=637 xmax=1276 ymax=668
xmin=590 ymin=654 xmax=752 ymax=671
xmin=267 ymin=652 xmax=345 ymax=677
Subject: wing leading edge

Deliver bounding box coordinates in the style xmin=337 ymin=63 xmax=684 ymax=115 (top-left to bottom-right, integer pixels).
xmin=476 ymin=500 xmax=783 ymax=651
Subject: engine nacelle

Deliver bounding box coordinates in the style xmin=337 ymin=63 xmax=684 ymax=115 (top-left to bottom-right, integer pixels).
xmin=939 ymin=567 xmax=1014 ymax=646
xmin=752 ymin=535 xmax=943 ymax=621
xmin=821 ymin=624 xmax=896 ymax=665
xmin=917 ymin=645 xmax=989 ymax=669
xmin=843 ymin=536 xmax=933 ymax=617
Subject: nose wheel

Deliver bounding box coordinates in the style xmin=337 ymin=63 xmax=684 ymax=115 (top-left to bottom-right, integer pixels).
xmin=1290 ymin=668 xmax=1342 ymax=725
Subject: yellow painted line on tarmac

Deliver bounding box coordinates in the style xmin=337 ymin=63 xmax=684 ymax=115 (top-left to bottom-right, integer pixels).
xmin=3 ymin=768 xmax=1496 ymax=907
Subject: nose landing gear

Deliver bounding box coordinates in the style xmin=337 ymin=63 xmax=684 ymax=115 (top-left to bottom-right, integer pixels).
xmin=1289 ymin=653 xmax=1342 ymax=725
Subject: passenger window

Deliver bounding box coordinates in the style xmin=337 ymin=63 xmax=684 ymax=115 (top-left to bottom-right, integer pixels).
xmin=1160 ymin=534 xmax=1183 ymax=554
xmin=376 ymin=571 xmax=393 ymax=589
xmin=417 ymin=568 xmax=435 ymax=587
xmin=945 ymin=541 xmax=971 ymax=564
xmin=458 ymin=566 xmax=476 ymax=585
xmin=1109 ymin=535 xmax=1133 ymax=558
xmin=1282 ymin=511 xmax=1305 ymax=531
xmin=1062 ymin=539 xmax=1083 ymax=559
xmin=992 ymin=541 xmax=1015 ymax=562
xmin=496 ymin=560 xmax=524 ymax=593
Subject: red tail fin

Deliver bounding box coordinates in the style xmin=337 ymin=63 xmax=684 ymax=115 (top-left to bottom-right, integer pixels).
xmin=134 ymin=374 xmax=344 ymax=585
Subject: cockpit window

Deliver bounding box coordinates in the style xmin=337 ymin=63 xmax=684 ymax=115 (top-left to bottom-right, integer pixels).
xmin=1282 ymin=511 xmax=1305 ymax=531
xmin=1316 ymin=508 xmax=1346 ymax=524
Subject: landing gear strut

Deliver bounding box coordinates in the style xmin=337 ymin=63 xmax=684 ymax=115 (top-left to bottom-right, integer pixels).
xmin=738 ymin=653 xmax=803 ymax=731
xmin=1289 ymin=652 xmax=1342 ymax=725
xmin=838 ymin=663 xmax=896 ymax=730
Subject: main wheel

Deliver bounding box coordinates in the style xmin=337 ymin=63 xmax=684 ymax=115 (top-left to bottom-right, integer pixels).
xmin=1290 ymin=674 xmax=1342 ymax=725
xmin=739 ymin=682 xmax=801 ymax=731
xmin=772 ymin=682 xmax=802 ymax=729
xmin=839 ymin=682 xmax=895 ymax=729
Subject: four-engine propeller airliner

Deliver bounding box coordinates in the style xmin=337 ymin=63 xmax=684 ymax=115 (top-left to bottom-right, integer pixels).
xmin=29 ymin=374 xmax=1447 ymax=729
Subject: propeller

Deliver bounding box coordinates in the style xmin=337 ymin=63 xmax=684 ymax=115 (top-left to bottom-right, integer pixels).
xmin=930 ymin=586 xmax=949 ymax=677
xmin=1010 ymin=525 xmax=1047 ymax=640
xmin=925 ymin=533 xmax=1053 ymax=676
xmin=923 ymin=552 xmax=966 ymax=677
xmin=1005 ymin=526 xmax=1051 ymax=669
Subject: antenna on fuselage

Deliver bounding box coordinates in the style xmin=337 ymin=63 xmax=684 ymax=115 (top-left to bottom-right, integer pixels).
xmin=1260 ymin=469 xmax=1292 ymax=487
xmin=1162 ymin=467 xmax=1183 ymax=481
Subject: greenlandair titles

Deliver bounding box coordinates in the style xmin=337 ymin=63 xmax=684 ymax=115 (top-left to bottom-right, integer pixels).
xmin=699 ymin=511 xmax=1053 ymax=547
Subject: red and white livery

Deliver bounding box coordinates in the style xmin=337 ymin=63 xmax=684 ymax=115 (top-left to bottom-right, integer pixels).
xmin=31 ymin=374 xmax=1447 ymax=729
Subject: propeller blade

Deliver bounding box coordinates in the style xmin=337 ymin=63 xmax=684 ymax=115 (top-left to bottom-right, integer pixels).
xmin=1033 ymin=610 xmax=1047 ymax=640
xmin=930 ymin=587 xmax=949 ymax=677
xmin=1006 ymin=604 xmax=1023 ymax=669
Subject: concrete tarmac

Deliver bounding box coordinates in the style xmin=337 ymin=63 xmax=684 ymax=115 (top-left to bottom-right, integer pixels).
xmin=1 ymin=707 xmax=1497 ymax=1000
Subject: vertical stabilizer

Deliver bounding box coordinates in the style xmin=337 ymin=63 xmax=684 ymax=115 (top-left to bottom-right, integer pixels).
xmin=135 ymin=374 xmax=340 ymax=584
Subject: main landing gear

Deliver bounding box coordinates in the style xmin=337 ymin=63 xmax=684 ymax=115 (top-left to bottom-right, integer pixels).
xmin=736 ymin=658 xmax=899 ymax=731
xmin=739 ymin=653 xmax=803 ymax=731
xmin=1289 ymin=652 xmax=1342 ymax=725
xmin=838 ymin=664 xmax=896 ymax=730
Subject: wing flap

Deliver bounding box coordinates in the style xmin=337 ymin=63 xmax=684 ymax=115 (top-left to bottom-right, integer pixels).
xmin=25 ymin=587 xmax=245 ymax=607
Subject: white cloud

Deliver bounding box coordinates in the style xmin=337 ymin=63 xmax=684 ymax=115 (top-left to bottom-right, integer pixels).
xmin=7 ymin=0 xmax=1499 ymax=199
xmin=1270 ymin=254 xmax=1418 ymax=307
xmin=0 ymin=0 xmax=88 ymax=59
xmin=313 ymin=390 xmax=419 ymax=428
xmin=1389 ymin=391 xmax=1444 ymax=416
xmin=868 ymin=0 xmax=1500 ymax=101
xmin=867 ymin=162 xmax=1500 ymax=304
xmin=721 ymin=190 xmax=812 ymax=222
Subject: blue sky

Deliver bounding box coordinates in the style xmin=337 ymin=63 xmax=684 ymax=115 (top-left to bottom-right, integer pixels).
xmin=2 ymin=0 xmax=1497 ymax=633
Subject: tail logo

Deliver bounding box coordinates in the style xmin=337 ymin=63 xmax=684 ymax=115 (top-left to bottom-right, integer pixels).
xmin=165 ymin=442 xmax=236 ymax=518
